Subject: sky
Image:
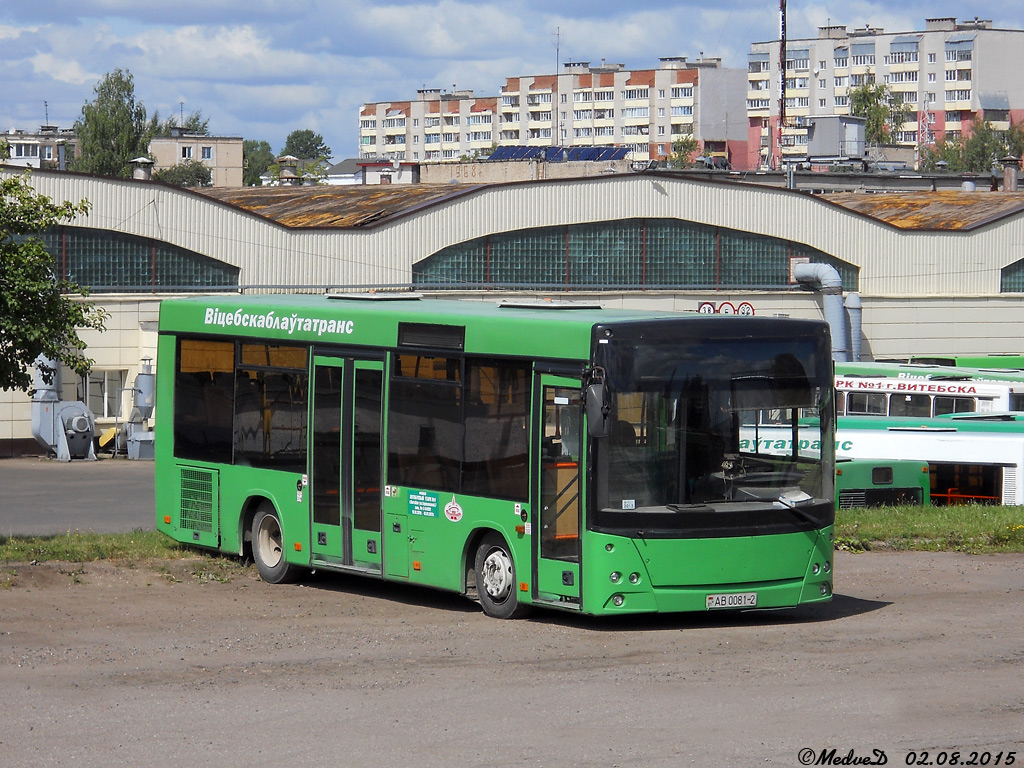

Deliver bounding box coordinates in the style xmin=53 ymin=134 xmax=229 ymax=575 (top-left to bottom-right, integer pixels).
xmin=3 ymin=1 xmax=1023 ymax=161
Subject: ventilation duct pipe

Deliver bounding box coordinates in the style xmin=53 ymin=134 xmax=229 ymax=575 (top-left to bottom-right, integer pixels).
xmin=793 ymin=263 xmax=848 ymax=362
xmin=845 ymin=293 xmax=862 ymax=362
xmin=30 ymin=355 xmax=97 ymax=461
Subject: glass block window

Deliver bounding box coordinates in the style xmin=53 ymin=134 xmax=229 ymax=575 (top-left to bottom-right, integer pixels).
xmin=413 ymin=218 xmax=857 ymax=292
xmin=34 ymin=226 xmax=239 ymax=292
xmin=1000 ymin=259 xmax=1024 ymax=292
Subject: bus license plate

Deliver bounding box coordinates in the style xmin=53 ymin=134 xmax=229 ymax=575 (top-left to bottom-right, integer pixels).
xmin=706 ymin=592 xmax=757 ymax=610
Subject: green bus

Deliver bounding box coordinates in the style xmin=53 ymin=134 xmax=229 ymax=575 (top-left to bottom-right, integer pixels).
xmin=835 ymin=458 xmax=931 ymax=509
xmin=909 ymin=354 xmax=1024 ymax=370
xmin=155 ymin=294 xmax=836 ymax=618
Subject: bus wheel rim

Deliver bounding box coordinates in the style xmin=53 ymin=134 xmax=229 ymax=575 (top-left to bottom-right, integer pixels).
xmin=257 ymin=516 xmax=283 ymax=568
xmin=481 ymin=547 xmax=513 ymax=603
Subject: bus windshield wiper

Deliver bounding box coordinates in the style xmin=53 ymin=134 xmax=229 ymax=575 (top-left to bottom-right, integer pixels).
xmin=666 ymin=503 xmax=710 ymax=512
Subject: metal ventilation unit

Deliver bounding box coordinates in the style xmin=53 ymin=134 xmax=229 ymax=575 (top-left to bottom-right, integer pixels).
xmin=123 ymin=358 xmax=156 ymax=460
xmin=30 ymin=355 xmax=97 ymax=461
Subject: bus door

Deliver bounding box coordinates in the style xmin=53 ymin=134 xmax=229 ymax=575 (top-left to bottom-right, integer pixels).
xmin=533 ymin=377 xmax=583 ymax=607
xmin=310 ymin=356 xmax=384 ymax=573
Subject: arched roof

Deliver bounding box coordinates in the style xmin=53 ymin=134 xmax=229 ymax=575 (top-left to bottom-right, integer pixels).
xmin=10 ymin=166 xmax=1024 ymax=297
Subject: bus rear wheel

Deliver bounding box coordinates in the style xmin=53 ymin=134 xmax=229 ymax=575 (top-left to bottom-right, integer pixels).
xmin=474 ymin=533 xmax=531 ymax=619
xmin=252 ymin=506 xmax=297 ymax=584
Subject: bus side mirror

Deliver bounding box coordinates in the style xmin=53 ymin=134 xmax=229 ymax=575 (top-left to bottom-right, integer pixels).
xmin=586 ymin=383 xmax=612 ymax=438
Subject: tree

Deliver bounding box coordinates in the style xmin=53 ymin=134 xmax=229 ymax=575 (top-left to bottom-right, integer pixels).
xmin=668 ymin=135 xmax=700 ymax=168
xmin=919 ymin=120 xmax=1024 ymax=173
xmin=281 ymin=129 xmax=332 ymax=161
xmin=152 ymin=159 xmax=212 ymax=187
xmin=72 ymin=69 xmax=152 ymax=177
xmin=243 ymin=139 xmax=274 ymax=186
xmin=849 ymin=78 xmax=913 ymax=146
xmin=151 ymin=109 xmax=211 ymax=137
xmin=0 ymin=171 xmax=105 ymax=392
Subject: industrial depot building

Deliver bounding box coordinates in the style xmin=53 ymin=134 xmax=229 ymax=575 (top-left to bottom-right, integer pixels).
xmin=3 ymin=163 xmax=1024 ymax=456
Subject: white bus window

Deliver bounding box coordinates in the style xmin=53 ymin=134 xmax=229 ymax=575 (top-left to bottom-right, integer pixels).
xmin=933 ymin=396 xmax=976 ymax=416
xmin=846 ymin=392 xmax=886 ymax=415
xmin=890 ymin=393 xmax=930 ymax=417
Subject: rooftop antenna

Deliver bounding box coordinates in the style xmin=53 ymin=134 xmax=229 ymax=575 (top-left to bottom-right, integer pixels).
xmin=179 ymin=100 xmax=184 ymax=127
xmin=44 ymin=100 xmax=49 ymax=125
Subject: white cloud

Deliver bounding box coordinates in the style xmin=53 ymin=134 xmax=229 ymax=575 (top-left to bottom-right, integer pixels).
xmin=30 ymin=53 xmax=98 ymax=85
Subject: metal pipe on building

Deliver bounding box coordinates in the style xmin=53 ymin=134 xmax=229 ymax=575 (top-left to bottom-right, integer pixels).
xmin=793 ymin=262 xmax=848 ymax=362
xmin=845 ymin=292 xmax=862 ymax=362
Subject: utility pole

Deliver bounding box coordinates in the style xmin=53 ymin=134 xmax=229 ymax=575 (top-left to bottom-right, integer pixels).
xmin=552 ymin=27 xmax=563 ymax=146
xmin=778 ymin=0 xmax=787 ymax=171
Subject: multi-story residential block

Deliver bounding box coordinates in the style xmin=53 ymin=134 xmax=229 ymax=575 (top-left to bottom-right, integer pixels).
xmin=148 ymin=130 xmax=244 ymax=187
xmin=359 ymin=90 xmax=499 ymax=163
xmin=358 ymin=57 xmax=749 ymax=168
xmin=0 ymin=126 xmax=78 ymax=169
xmin=747 ymin=17 xmax=1024 ymax=169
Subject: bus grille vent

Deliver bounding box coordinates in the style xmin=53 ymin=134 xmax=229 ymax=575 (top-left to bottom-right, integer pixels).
xmin=838 ymin=491 xmax=866 ymax=510
xmin=180 ymin=468 xmax=215 ymax=533
xmin=1004 ymin=466 xmax=1017 ymax=505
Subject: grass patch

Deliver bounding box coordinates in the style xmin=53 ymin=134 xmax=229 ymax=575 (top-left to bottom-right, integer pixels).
xmin=2 ymin=508 xmax=1023 ymax=570
xmin=0 ymin=529 xmax=188 ymax=563
xmin=836 ymin=504 xmax=1024 ymax=553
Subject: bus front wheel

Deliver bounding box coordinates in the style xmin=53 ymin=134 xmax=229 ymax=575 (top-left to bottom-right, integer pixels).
xmin=474 ymin=533 xmax=531 ymax=619
xmin=252 ymin=506 xmax=297 ymax=584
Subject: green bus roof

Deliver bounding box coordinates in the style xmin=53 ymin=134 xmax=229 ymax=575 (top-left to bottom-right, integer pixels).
xmin=835 ymin=360 xmax=1024 ymax=384
xmin=158 ymin=294 xmax=820 ymax=362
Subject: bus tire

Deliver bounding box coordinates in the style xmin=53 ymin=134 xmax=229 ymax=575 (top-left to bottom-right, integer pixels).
xmin=474 ymin=533 xmax=531 ymax=619
xmin=252 ymin=505 xmax=297 ymax=584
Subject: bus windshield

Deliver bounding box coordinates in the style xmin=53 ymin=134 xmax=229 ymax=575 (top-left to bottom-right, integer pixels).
xmin=591 ymin=333 xmax=834 ymax=538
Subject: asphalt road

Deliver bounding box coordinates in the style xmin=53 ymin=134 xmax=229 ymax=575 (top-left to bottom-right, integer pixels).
xmin=0 ymin=456 xmax=155 ymax=536
xmin=2 ymin=551 xmax=1022 ymax=767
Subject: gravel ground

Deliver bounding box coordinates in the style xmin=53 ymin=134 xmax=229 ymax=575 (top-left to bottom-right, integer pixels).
xmin=1 ymin=550 xmax=1022 ymax=767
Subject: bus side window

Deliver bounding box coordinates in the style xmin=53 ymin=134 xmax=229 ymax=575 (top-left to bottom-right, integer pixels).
xmin=836 ymin=390 xmax=846 ymax=416
xmin=934 ymin=396 xmax=976 ymax=416
xmin=846 ymin=392 xmax=886 ymax=416
xmin=889 ymin=393 xmax=930 ymax=418
xmin=174 ymin=338 xmax=234 ymax=463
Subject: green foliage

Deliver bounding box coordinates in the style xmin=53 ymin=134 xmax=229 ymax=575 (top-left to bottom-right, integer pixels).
xmin=152 ymin=159 xmax=213 ymax=187
xmin=281 ymin=129 xmax=332 ymax=161
xmin=266 ymin=158 xmax=328 ymax=186
xmin=668 ymin=135 xmax=700 ymax=168
xmin=849 ymin=77 xmax=913 ymax=146
xmin=71 ymin=69 xmax=153 ymax=177
xmin=920 ymin=119 xmax=1024 ymax=173
xmin=0 ymin=171 xmax=105 ymax=391
xmin=150 ymin=109 xmax=211 ymax=137
xmin=243 ymin=139 xmax=274 ymax=186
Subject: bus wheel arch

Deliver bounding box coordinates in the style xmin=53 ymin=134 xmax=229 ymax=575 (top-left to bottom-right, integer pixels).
xmin=251 ymin=501 xmax=298 ymax=584
xmin=473 ymin=531 xmax=531 ymax=619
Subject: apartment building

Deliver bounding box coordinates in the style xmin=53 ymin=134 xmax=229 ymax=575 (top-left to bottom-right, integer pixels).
xmin=747 ymin=17 xmax=1024 ymax=169
xmin=358 ymin=58 xmax=749 ymax=168
xmin=148 ymin=130 xmax=244 ymax=187
xmin=1 ymin=126 xmax=78 ymax=169
xmin=359 ymin=90 xmax=500 ymax=163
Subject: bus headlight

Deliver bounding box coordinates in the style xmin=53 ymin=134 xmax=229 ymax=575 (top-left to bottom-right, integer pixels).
xmin=609 ymin=571 xmax=622 ymax=583
xmin=823 ymin=561 xmax=831 ymax=573
xmin=820 ymin=582 xmax=831 ymax=596
xmin=612 ymin=594 xmax=624 ymax=606
xmin=628 ymin=572 xmax=640 ymax=584
xmin=812 ymin=563 xmax=821 ymax=575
